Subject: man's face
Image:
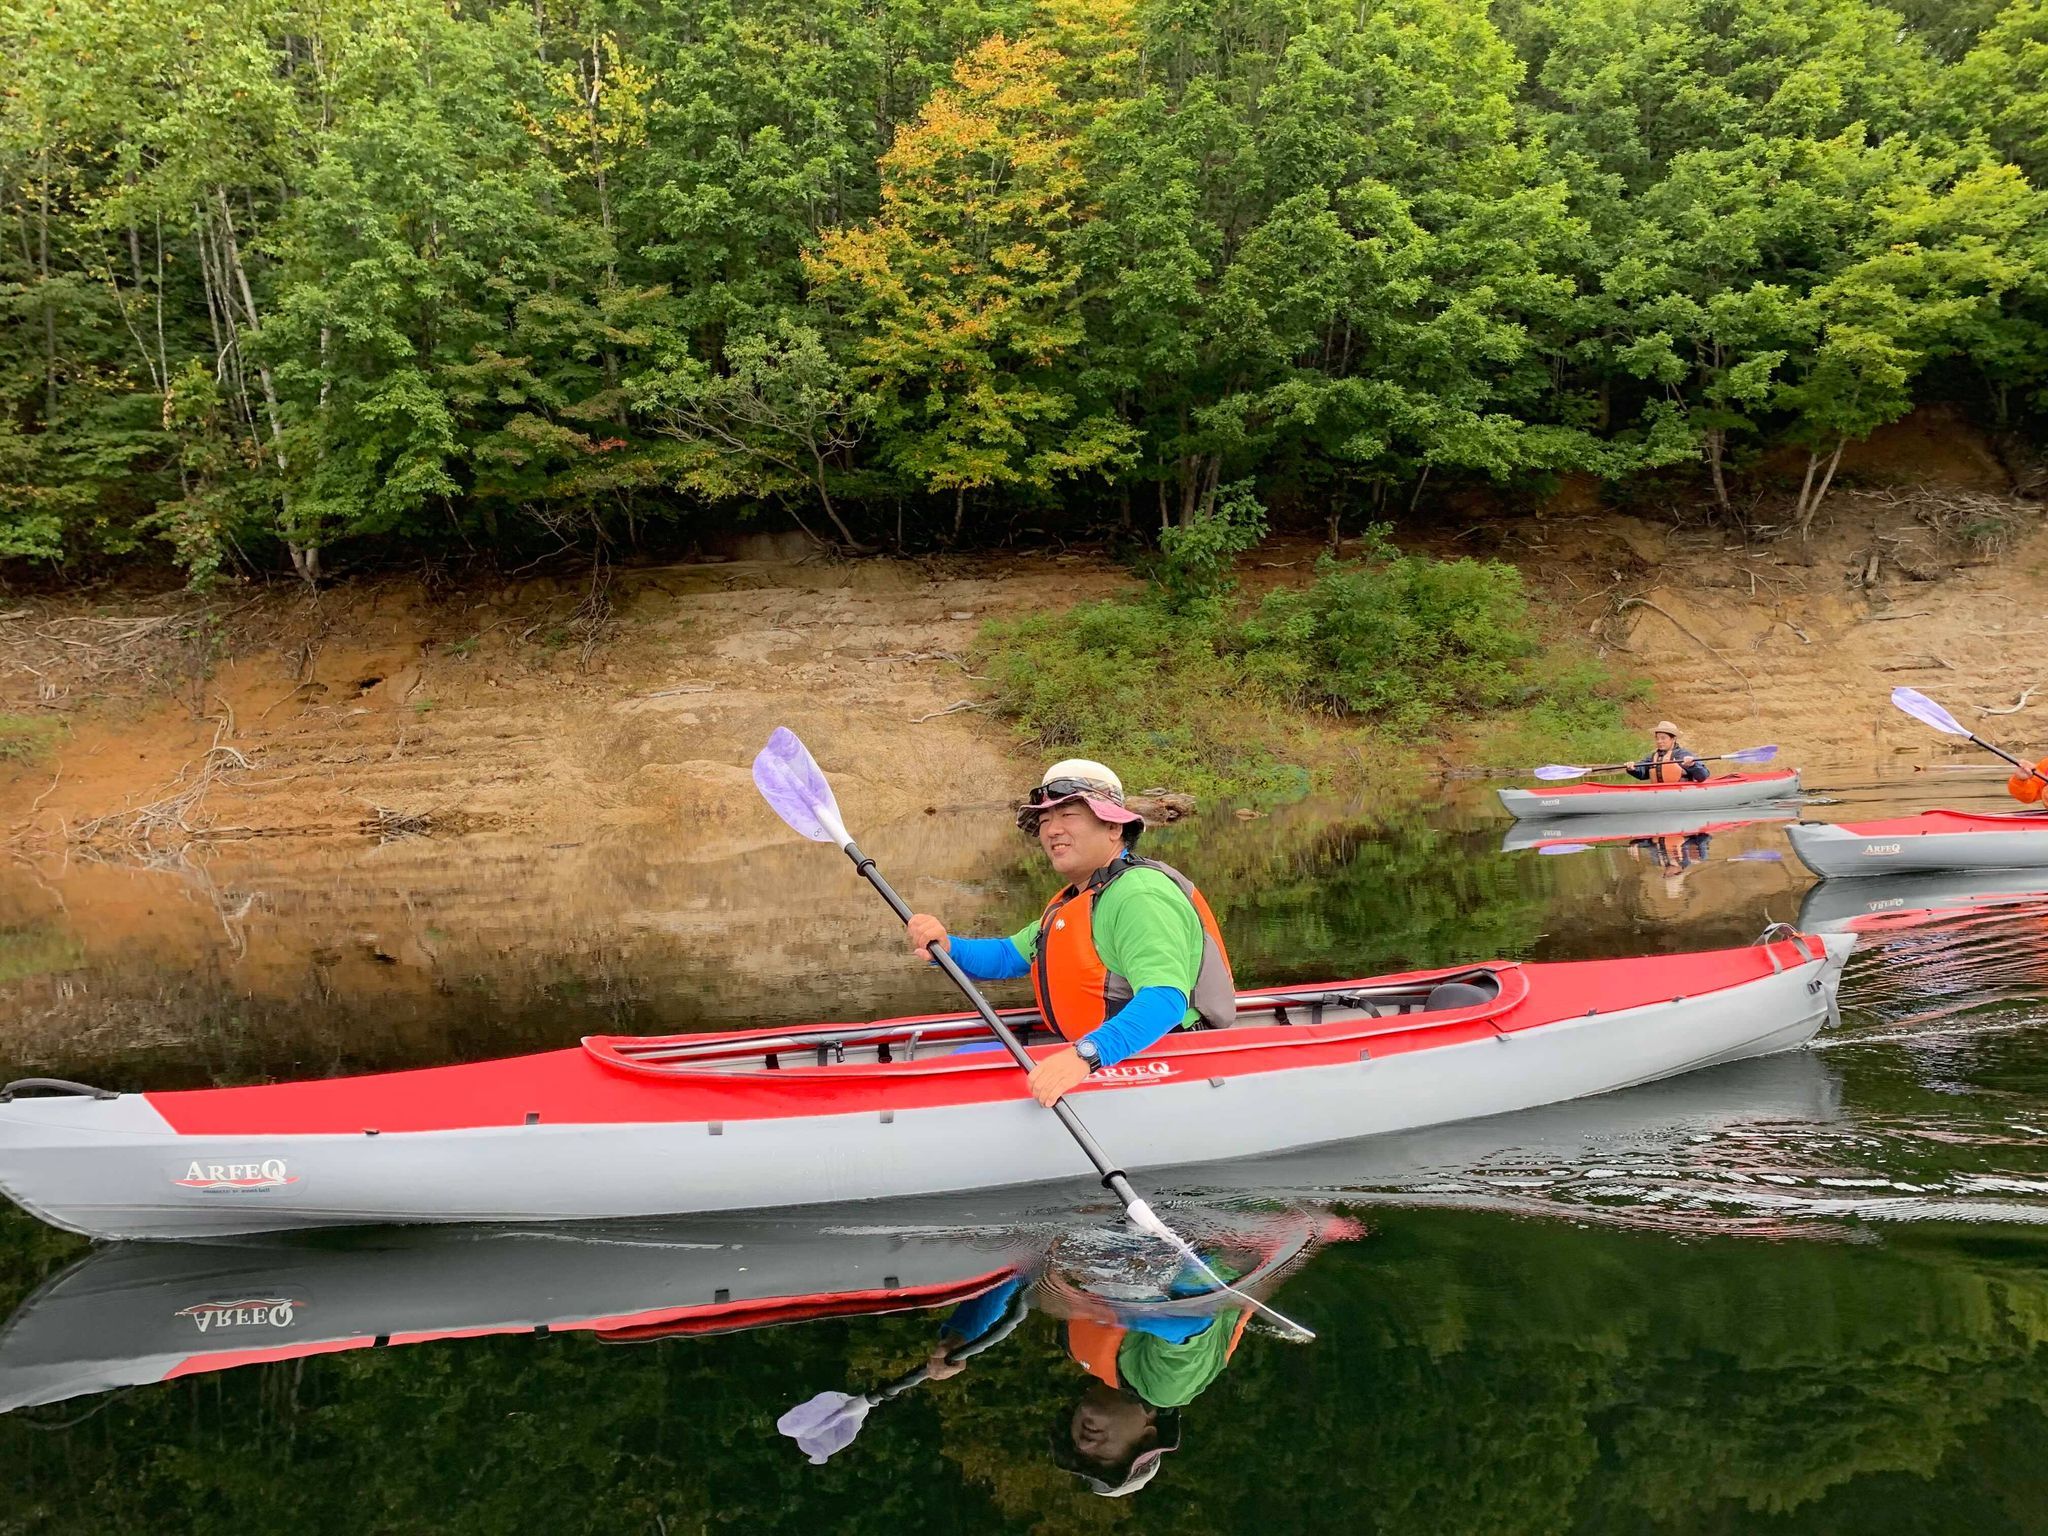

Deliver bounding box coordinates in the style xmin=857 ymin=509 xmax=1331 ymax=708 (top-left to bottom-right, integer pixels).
xmin=1036 ymin=800 xmax=1125 ymax=881
xmin=1069 ymin=1382 xmax=1156 ymax=1467
xmin=1655 ymin=732 xmax=1677 ymax=752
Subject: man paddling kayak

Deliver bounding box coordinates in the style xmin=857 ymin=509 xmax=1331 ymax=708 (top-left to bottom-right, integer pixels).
xmin=906 ymin=760 xmax=1235 ymax=1107
xmin=1627 ymin=721 xmax=1711 ymax=783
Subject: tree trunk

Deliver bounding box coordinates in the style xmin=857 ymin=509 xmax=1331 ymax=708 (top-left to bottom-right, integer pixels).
xmin=807 ymin=443 xmax=863 ymax=547
xmin=1407 ymin=463 xmax=1432 ymax=514
xmin=214 ymin=187 xmax=320 ymax=583
xmin=1794 ymin=438 xmax=1847 ymax=542
xmin=213 ymin=188 xmax=286 ymax=474
xmin=38 ymin=149 xmax=56 ymax=424
xmin=588 ymin=34 xmax=621 ymax=400
xmin=1705 ymin=426 xmax=1730 ymax=512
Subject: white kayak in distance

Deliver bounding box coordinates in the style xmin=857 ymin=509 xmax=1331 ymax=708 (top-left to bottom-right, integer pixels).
xmin=1788 ymin=808 xmax=2048 ymax=878
xmin=1498 ymin=771 xmax=1802 ymax=820
xmin=0 ymin=932 xmax=1852 ymax=1241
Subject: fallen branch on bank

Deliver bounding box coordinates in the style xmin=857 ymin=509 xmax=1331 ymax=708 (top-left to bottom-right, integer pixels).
xmin=1981 ymin=685 xmax=2039 ymax=717
xmin=913 ymin=700 xmax=986 ymax=724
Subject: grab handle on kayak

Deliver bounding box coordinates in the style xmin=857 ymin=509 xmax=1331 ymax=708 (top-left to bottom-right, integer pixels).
xmin=0 ymin=1077 xmax=119 ymax=1103
xmin=1753 ymin=923 xmax=1816 ymax=969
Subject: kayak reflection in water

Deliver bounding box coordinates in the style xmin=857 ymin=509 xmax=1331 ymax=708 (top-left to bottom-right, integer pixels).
xmin=904 ymin=759 xmax=1236 ymax=1107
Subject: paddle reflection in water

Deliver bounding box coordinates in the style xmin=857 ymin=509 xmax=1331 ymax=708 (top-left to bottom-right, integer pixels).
xmin=776 ymin=1206 xmax=1346 ymax=1495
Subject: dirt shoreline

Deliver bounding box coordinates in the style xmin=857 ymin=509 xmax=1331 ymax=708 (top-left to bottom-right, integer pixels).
xmin=2 ymin=410 xmax=2044 ymax=1069
xmin=2 ymin=411 xmax=2045 ymax=859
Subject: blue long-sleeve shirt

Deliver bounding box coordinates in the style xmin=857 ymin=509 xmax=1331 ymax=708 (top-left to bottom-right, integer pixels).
xmin=942 ymin=936 xmax=1190 ymax=1068
xmin=941 ymin=1276 xmax=1217 ymax=1347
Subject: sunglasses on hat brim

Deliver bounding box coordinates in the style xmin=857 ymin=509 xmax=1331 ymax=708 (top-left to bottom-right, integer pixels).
xmin=1025 ymin=777 xmax=1125 ymax=808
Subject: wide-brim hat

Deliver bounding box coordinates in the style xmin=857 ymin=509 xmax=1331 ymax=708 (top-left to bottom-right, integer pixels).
xmin=1048 ymin=1406 xmax=1182 ymax=1497
xmin=1653 ymin=721 xmax=1681 ymax=737
xmin=1016 ymin=759 xmax=1145 ymax=831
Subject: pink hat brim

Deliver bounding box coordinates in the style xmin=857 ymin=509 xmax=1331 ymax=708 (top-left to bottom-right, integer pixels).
xmin=1032 ymin=790 xmax=1144 ymax=826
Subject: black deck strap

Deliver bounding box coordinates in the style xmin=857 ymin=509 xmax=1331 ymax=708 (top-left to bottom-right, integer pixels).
xmin=0 ymin=1077 xmax=117 ymax=1102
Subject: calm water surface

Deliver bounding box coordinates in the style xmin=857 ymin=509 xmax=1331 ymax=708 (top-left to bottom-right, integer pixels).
xmin=2 ymin=767 xmax=2046 ymax=1533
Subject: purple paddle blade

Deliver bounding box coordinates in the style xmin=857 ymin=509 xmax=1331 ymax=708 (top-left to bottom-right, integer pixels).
xmin=1532 ymin=764 xmax=1591 ymax=782
xmin=776 ymin=1390 xmax=873 ymax=1464
xmin=1892 ymin=687 xmax=1969 ymax=737
xmin=1723 ymin=744 xmax=1779 ymax=765
xmin=752 ymin=728 xmax=852 ymax=847
xmin=1536 ymin=842 xmax=1593 ymax=855
xmin=1728 ymin=849 xmax=1784 ymax=862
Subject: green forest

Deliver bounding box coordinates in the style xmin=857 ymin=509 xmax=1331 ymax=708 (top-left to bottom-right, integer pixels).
xmin=4 ymin=1206 xmax=2046 ymax=1533
xmin=2 ymin=0 xmax=2042 ymax=582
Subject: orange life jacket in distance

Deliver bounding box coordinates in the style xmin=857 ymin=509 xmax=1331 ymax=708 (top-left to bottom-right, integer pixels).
xmin=1031 ymin=857 xmax=1236 ymax=1043
xmin=1651 ymin=749 xmax=1686 ymax=783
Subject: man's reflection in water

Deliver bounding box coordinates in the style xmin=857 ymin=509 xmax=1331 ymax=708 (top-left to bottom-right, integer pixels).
xmin=921 ymin=1256 xmax=1257 ymax=1498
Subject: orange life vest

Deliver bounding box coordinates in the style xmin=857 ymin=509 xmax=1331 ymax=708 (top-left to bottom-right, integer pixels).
xmin=2008 ymin=758 xmax=2048 ymax=805
xmin=1650 ymin=749 xmax=1687 ymax=784
xmin=1031 ymin=857 xmax=1235 ymax=1043
xmin=1064 ymin=1313 xmax=1252 ymax=1391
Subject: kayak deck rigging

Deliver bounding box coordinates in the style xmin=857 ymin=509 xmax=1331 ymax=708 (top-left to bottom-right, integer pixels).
xmin=583 ymin=968 xmax=1515 ymax=1078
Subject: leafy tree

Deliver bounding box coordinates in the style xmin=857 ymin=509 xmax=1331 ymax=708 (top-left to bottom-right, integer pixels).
xmin=804 ymin=34 xmax=1137 ymax=535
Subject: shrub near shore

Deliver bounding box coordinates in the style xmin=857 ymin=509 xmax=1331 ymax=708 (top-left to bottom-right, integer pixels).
xmin=981 ymin=520 xmax=1642 ymax=800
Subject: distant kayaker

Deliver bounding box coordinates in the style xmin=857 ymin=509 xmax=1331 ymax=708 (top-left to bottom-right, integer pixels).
xmin=905 ymin=759 xmax=1235 ymax=1107
xmin=1627 ymin=722 xmax=1710 ymax=783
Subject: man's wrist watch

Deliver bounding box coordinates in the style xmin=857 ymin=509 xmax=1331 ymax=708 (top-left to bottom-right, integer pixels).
xmin=1073 ymin=1037 xmax=1101 ymax=1071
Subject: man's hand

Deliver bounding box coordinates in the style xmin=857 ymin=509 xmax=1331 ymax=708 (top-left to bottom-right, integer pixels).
xmin=907 ymin=913 xmax=949 ymax=961
xmin=924 ymin=1346 xmax=967 ymax=1382
xmin=1027 ymin=1047 xmax=1093 ymax=1107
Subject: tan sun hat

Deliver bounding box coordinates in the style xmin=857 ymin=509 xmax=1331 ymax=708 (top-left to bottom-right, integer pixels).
xmin=1653 ymin=721 xmax=1681 ymax=737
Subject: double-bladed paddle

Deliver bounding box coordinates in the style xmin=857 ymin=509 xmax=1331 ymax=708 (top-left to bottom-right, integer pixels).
xmin=1891 ymin=687 xmax=2048 ymax=788
xmin=750 ymin=728 xmax=1313 ymax=1342
xmin=1531 ymin=744 xmax=1780 ymax=782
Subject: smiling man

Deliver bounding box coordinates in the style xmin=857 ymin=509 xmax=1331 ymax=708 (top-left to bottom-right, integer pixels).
xmin=905 ymin=760 xmax=1236 ymax=1106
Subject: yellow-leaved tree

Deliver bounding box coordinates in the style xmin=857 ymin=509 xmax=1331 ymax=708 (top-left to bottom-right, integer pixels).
xmin=804 ymin=35 xmax=1136 ymax=534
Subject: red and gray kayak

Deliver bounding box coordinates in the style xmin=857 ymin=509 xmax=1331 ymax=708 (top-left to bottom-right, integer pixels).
xmin=0 ymin=933 xmax=1851 ymax=1241
xmin=1498 ymin=771 xmax=1801 ymax=820
xmin=1787 ymin=809 xmax=2048 ymax=878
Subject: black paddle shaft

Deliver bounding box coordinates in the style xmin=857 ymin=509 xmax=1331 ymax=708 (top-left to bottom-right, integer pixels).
xmin=842 ymin=841 xmax=1141 ymax=1206
xmin=1967 ymin=731 xmax=2048 ymax=785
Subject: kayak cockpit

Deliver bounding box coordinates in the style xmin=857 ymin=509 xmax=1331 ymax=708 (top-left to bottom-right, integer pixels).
xmin=583 ymin=967 xmax=1516 ymax=1079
